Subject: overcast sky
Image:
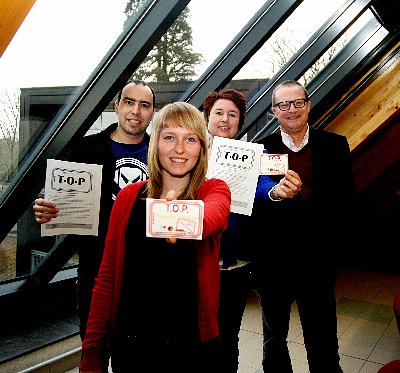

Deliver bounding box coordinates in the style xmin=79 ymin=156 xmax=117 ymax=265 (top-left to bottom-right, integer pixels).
xmin=0 ymin=0 xmax=343 ymax=88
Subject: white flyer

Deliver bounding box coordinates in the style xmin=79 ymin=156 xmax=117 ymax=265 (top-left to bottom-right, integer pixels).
xmin=207 ymin=136 xmax=263 ymax=216
xmin=41 ymin=159 xmax=103 ymax=236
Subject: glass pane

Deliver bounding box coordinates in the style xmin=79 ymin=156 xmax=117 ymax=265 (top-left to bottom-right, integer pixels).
xmin=188 ymin=0 xmax=267 ymax=79
xmin=234 ymin=0 xmax=350 ymax=80
xmin=0 ymin=0 xmax=387 ymax=284
xmin=299 ymin=9 xmax=382 ymax=86
xmin=0 ymin=225 xmax=16 ymax=281
xmin=0 ymin=0 xmax=128 ymax=187
xmin=0 ymin=0 xmax=130 ymax=282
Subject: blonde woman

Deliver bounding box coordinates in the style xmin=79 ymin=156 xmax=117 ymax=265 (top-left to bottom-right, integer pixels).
xmin=80 ymin=102 xmax=231 ymax=373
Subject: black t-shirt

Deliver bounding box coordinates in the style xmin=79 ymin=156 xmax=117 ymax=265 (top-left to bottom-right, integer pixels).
xmin=115 ymin=187 xmax=199 ymax=341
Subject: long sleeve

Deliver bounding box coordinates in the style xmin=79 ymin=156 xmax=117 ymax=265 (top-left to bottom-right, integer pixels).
xmin=195 ymin=178 xmax=231 ymax=342
xmin=255 ymin=174 xmax=277 ymax=202
xmin=80 ymin=181 xmax=146 ymax=371
xmin=199 ymin=178 xmax=231 ymax=238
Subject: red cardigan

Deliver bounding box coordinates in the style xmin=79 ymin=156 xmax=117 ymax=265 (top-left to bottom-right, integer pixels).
xmin=80 ymin=178 xmax=231 ymax=371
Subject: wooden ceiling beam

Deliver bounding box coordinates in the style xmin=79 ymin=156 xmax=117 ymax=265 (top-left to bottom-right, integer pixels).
xmin=0 ymin=0 xmax=37 ymax=58
xmin=352 ymin=113 xmax=400 ymax=193
xmin=325 ymin=42 xmax=400 ymax=153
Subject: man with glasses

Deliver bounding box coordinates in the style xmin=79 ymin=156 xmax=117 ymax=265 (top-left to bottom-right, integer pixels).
xmin=251 ymin=80 xmax=354 ymax=372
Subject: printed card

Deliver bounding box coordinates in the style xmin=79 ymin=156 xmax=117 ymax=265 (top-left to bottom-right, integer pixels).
xmin=259 ymin=153 xmax=288 ymax=175
xmin=146 ymin=198 xmax=204 ymax=240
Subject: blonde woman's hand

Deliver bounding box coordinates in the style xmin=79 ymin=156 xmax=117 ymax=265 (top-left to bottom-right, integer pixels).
xmin=165 ymin=190 xmax=177 ymax=244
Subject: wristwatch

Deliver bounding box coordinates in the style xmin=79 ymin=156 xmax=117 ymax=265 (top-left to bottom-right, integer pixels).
xmin=270 ymin=184 xmax=284 ymax=201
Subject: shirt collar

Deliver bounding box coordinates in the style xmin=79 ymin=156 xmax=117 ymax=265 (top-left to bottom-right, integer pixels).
xmin=280 ymin=125 xmax=309 ymax=152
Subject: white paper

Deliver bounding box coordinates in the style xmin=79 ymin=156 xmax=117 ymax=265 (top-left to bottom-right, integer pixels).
xmin=207 ymin=136 xmax=263 ymax=216
xmin=146 ymin=198 xmax=204 ymax=240
xmin=41 ymin=159 xmax=103 ymax=236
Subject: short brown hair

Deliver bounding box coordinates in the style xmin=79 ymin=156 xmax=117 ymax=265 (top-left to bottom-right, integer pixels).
xmin=203 ymin=88 xmax=247 ymax=131
xmin=271 ymin=80 xmax=309 ymax=106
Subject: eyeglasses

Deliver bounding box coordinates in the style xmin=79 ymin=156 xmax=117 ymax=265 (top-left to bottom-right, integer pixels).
xmin=274 ymin=98 xmax=308 ymax=111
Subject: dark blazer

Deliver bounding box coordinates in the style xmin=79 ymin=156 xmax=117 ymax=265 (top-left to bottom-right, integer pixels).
xmin=252 ymin=127 xmax=355 ymax=260
xmin=66 ymin=123 xmax=150 ymax=277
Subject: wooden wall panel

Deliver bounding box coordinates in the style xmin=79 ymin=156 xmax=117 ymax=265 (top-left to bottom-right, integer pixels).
xmin=352 ymin=114 xmax=400 ymax=193
xmin=0 ymin=0 xmax=37 ymax=58
xmin=321 ymin=42 xmax=400 ymax=201
xmin=325 ymin=42 xmax=400 ymax=153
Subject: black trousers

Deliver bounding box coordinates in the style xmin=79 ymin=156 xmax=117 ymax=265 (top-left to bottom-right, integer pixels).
xmin=76 ymin=275 xmax=95 ymax=341
xmin=254 ymin=265 xmax=343 ymax=373
xmin=218 ymin=263 xmax=253 ymax=373
xmin=109 ymin=334 xmax=221 ymax=373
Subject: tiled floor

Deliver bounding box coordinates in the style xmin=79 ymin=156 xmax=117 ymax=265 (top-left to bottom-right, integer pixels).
xmin=66 ymin=267 xmax=400 ymax=373
xmin=237 ymin=267 xmax=400 ymax=373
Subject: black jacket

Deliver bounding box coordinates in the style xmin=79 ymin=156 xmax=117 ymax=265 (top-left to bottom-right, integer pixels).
xmin=66 ymin=123 xmax=150 ymax=278
xmin=252 ymin=127 xmax=355 ymax=260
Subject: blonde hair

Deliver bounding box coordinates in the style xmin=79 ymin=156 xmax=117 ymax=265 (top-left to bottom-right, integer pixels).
xmin=147 ymin=102 xmax=208 ymax=200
